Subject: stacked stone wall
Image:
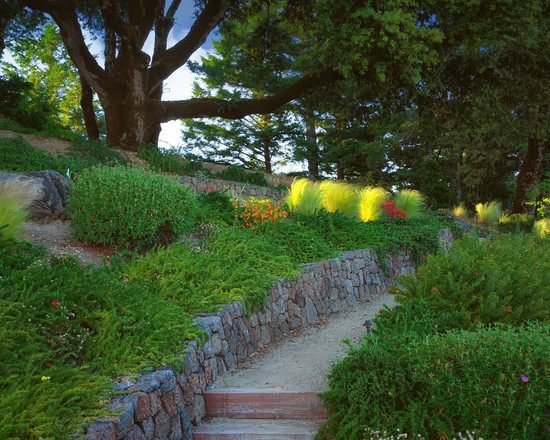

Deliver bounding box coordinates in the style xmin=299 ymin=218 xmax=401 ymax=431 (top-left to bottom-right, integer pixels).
xmin=85 ymin=229 xmax=453 ymax=440
xmin=179 ymin=175 xmax=284 ymax=200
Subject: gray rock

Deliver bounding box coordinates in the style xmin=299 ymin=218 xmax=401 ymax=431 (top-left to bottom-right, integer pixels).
xmin=304 ymin=297 xmax=319 ymax=324
xmin=179 ymin=408 xmax=194 ymax=440
xmin=0 ymin=170 xmax=72 ymax=221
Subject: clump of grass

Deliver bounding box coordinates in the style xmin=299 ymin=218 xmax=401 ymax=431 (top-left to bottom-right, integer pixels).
xmin=452 ymin=203 xmax=468 ymax=218
xmin=475 ymin=201 xmax=502 ymax=225
xmin=0 ymin=181 xmax=29 ymax=241
xmin=395 ymin=189 xmax=425 ymax=218
xmin=286 ymin=178 xmax=322 ymax=215
xmin=358 ymin=187 xmax=389 ymax=222
xmin=319 ymin=181 xmax=359 ymax=216
xmin=138 ymin=146 xmax=211 ymax=177
xmin=533 ymin=218 xmax=550 ymax=239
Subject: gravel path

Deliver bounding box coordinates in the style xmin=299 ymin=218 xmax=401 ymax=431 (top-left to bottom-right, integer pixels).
xmin=212 ymin=293 xmax=396 ymax=391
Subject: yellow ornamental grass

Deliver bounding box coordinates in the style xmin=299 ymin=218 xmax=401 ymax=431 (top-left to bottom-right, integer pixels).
xmin=475 ymin=201 xmax=502 ymax=225
xmin=533 ymin=218 xmax=550 ymax=239
xmin=0 ymin=180 xmax=30 ymax=241
xmin=452 ymin=204 xmax=468 ymax=218
xmin=358 ymin=187 xmax=389 ymax=222
xmin=285 ymin=178 xmax=322 ymax=215
xmin=318 ymin=181 xmax=359 ymax=216
xmin=395 ymin=189 xmax=425 ymax=218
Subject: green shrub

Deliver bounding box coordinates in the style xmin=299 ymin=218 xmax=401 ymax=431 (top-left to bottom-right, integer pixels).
xmin=255 ymin=220 xmax=337 ymax=263
xmin=69 ymin=166 xmax=198 ymax=248
xmin=125 ymin=226 xmax=299 ymax=310
xmin=533 ymin=218 xmax=550 ymax=239
xmin=138 ymin=146 xmax=211 ymax=177
xmin=0 ymin=242 xmax=201 ymax=439
xmin=475 ymin=201 xmax=502 ymax=225
xmin=498 ymin=212 xmax=534 ymax=233
xmin=393 ymin=234 xmax=549 ymax=327
xmin=215 ymin=165 xmax=269 ymax=186
xmin=319 ymin=181 xmax=359 ymax=216
xmin=286 ymin=178 xmax=322 ymax=215
xmin=196 ymin=190 xmax=235 ymax=225
xmin=319 ymin=324 xmax=549 ymax=440
xmin=394 ymin=189 xmax=425 ymax=218
xmin=358 ymin=187 xmax=389 ymax=222
xmin=0 ymin=181 xmax=28 ymax=241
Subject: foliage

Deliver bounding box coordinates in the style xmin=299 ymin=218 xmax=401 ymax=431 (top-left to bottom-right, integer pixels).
xmin=125 ymin=227 xmax=299 ymax=311
xmin=533 ymin=219 xmax=550 ymax=240
xmin=286 ymin=178 xmax=322 ymax=215
xmin=68 ymin=166 xmax=198 ymax=249
xmin=475 ymin=201 xmax=502 ymax=225
xmin=452 ymin=204 xmax=468 ymax=218
xmin=69 ymin=139 xmax=125 ymax=168
xmin=319 ymin=324 xmax=549 ymax=440
xmin=357 ymin=187 xmax=389 ymax=222
xmin=254 ymin=220 xmax=337 ymax=264
xmin=138 ymin=146 xmax=211 ymax=177
xmin=498 ymin=213 xmax=534 ymax=234
xmin=381 ymin=200 xmax=408 ymax=219
xmin=392 ymin=234 xmax=549 ymax=329
xmin=195 ymin=190 xmax=235 ymax=226
xmin=232 ymin=197 xmax=287 ymax=229
xmin=0 ymin=181 xmax=28 ymax=241
xmin=394 ymin=189 xmax=424 ymax=218
xmin=318 ymin=181 xmax=359 ymax=216
xmin=215 ymin=166 xmax=269 ymax=186
xmin=293 ymin=211 xmax=447 ymax=262
xmin=0 ymin=241 xmax=200 ymax=439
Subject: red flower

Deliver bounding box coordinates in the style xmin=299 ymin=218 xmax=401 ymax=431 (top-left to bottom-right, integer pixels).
xmin=51 ymin=300 xmax=61 ymax=308
xmin=381 ymin=200 xmax=408 ymax=218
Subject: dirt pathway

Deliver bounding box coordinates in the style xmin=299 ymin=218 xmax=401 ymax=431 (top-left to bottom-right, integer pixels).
xmin=212 ymin=293 xmax=396 ymax=391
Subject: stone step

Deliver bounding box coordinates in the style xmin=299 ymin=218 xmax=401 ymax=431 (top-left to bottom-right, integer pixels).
xmin=193 ymin=418 xmax=322 ymax=439
xmin=204 ymin=389 xmax=328 ymax=420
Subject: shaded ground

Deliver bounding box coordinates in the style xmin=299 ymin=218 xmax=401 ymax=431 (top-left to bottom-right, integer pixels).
xmin=21 ymin=220 xmax=111 ymax=266
xmin=212 ymin=293 xmax=396 ymax=391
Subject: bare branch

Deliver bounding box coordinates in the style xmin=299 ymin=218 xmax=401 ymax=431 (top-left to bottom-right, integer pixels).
xmin=155 ymin=69 xmax=343 ymax=122
xmin=149 ymin=0 xmax=229 ymax=89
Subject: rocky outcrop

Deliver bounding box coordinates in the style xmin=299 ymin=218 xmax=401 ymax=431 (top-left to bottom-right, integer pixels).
xmin=0 ymin=170 xmax=72 ymax=221
xmin=84 ymin=230 xmax=453 ymax=440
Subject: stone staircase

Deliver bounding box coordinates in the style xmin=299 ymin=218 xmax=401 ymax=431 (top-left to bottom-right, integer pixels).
xmin=193 ymin=389 xmax=328 ymax=439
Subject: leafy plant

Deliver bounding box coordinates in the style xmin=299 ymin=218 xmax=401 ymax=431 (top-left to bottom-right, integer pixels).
xmin=138 ymin=146 xmax=211 ymax=177
xmin=498 ymin=212 xmax=534 ymax=233
xmin=0 ymin=181 xmax=28 ymax=241
xmin=318 ymin=181 xmax=359 ymax=216
xmin=69 ymin=139 xmax=126 ymax=167
xmin=358 ymin=187 xmax=389 ymax=222
xmin=394 ymin=189 xmax=425 ymax=218
xmin=286 ymin=178 xmax=322 ymax=215
xmin=68 ymin=166 xmax=198 ymax=248
xmin=475 ymin=201 xmax=502 ymax=225
xmin=232 ymin=197 xmax=287 ymax=229
xmin=533 ymin=218 xmax=550 ymax=239
xmin=452 ymin=203 xmax=468 ymax=217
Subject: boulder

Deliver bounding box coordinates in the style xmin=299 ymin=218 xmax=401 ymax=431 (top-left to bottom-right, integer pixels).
xmin=0 ymin=170 xmax=72 ymax=221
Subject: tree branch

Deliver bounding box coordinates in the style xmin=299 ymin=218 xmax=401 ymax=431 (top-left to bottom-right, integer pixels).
xmin=148 ymin=0 xmax=229 ymax=89
xmin=156 ymin=69 xmax=343 ymax=122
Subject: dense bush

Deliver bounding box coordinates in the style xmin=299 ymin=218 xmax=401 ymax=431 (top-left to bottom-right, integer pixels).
xmin=0 ymin=241 xmax=200 ymax=439
xmin=215 ymin=165 xmax=269 ymax=186
xmin=125 ymin=226 xmax=299 ymax=310
xmin=320 ymin=324 xmax=549 ymax=440
xmin=69 ymin=139 xmax=126 ymax=168
xmin=138 ymin=146 xmax=211 ymax=177
xmin=498 ymin=212 xmax=534 ymax=233
xmin=69 ymin=166 xmax=198 ymax=248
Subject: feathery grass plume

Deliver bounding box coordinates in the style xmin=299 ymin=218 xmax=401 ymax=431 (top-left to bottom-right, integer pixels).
xmin=533 ymin=218 xmax=550 ymax=239
xmin=452 ymin=204 xmax=468 ymax=218
xmin=318 ymin=181 xmax=359 ymax=216
xmin=395 ymin=189 xmax=425 ymax=218
xmin=0 ymin=180 xmax=30 ymax=241
xmin=475 ymin=201 xmax=502 ymax=225
xmin=285 ymin=178 xmax=322 ymax=215
xmin=358 ymin=187 xmax=389 ymax=222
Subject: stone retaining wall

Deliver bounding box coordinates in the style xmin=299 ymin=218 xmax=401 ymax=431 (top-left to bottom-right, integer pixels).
xmin=179 ymin=175 xmax=284 ymax=200
xmin=84 ymin=229 xmax=453 ymax=440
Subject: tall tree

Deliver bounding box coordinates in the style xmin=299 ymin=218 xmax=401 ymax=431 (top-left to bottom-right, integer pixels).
xmin=15 ymin=0 xmax=443 ymax=151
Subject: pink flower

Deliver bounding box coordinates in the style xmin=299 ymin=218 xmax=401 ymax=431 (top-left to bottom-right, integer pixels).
xmin=51 ymin=300 xmax=61 ymax=308
xmin=520 ymin=374 xmax=529 ymax=383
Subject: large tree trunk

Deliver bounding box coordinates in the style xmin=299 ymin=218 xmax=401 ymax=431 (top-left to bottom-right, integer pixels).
xmin=79 ymin=75 xmax=100 ymax=140
xmin=304 ymin=111 xmax=320 ymax=179
xmin=512 ymin=138 xmax=549 ymax=213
